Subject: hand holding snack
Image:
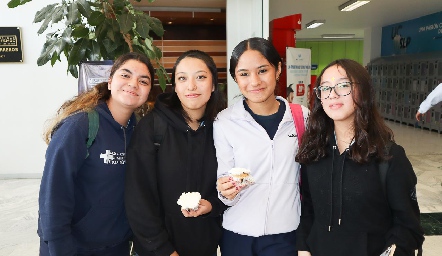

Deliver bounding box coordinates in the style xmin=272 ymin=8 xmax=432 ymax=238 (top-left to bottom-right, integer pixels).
xmin=177 ymin=192 xmax=201 ymax=211
xmin=228 ymin=168 xmax=255 ymax=188
xmin=181 ymin=199 xmax=212 ymax=217
xmin=217 ymin=168 xmax=255 ymax=200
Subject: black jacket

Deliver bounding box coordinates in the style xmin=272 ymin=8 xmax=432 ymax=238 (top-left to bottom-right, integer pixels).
xmin=125 ymin=93 xmax=225 ymax=256
xmin=296 ymin=136 xmax=424 ymax=256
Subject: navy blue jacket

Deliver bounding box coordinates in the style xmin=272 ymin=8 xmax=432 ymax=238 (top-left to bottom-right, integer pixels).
xmin=38 ymin=102 xmax=134 ymax=255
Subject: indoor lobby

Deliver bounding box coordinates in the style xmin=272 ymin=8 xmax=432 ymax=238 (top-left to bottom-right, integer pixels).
xmin=0 ymin=120 xmax=441 ymax=255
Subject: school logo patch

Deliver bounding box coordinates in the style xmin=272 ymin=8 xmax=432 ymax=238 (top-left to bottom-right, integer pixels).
xmin=100 ymin=150 xmax=126 ymax=165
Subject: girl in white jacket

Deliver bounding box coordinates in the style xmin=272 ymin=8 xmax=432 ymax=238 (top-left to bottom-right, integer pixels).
xmin=215 ymin=37 xmax=308 ymax=256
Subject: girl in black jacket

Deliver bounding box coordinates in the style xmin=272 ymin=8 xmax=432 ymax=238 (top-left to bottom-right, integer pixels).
xmin=125 ymin=50 xmax=226 ymax=256
xmin=295 ymin=59 xmax=424 ymax=256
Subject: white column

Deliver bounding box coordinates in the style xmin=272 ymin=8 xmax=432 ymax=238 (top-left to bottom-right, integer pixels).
xmin=363 ymin=26 xmax=382 ymax=66
xmin=226 ymin=0 xmax=269 ymax=105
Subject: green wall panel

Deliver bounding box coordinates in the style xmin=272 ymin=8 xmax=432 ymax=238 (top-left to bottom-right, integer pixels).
xmin=305 ymin=41 xmax=319 ymax=68
xmin=296 ymin=40 xmax=363 ymax=75
xmin=358 ymin=41 xmax=364 ymax=64
xmin=345 ymin=40 xmax=361 ymax=62
xmin=332 ymin=41 xmax=346 ymax=61
xmin=296 ymin=41 xmax=306 ymax=48
xmin=318 ymin=42 xmax=333 ymax=76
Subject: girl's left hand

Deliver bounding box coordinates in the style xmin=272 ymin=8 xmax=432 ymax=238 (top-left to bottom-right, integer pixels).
xmin=181 ymin=199 xmax=212 ymax=217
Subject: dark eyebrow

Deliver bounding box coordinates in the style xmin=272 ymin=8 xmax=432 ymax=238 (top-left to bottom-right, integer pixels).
xmin=121 ymin=68 xmax=132 ymax=74
xmin=236 ymin=64 xmax=270 ymax=73
xmin=121 ymin=68 xmax=151 ymax=80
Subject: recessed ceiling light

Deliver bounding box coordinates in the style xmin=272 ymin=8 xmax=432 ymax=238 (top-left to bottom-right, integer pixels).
xmin=339 ymin=0 xmax=370 ymax=12
xmin=321 ymin=34 xmax=355 ymax=39
xmin=306 ymin=20 xmax=325 ymax=29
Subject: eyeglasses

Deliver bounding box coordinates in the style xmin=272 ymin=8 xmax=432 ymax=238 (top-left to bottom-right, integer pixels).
xmin=314 ymin=81 xmax=354 ymax=99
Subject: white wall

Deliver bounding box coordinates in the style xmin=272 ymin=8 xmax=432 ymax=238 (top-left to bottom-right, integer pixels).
xmin=0 ymin=2 xmax=77 ymax=177
xmin=363 ymin=26 xmax=382 ymax=66
xmin=226 ymin=0 xmax=269 ymax=106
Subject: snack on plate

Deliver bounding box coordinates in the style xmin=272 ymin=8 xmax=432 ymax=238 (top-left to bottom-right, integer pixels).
xmin=229 ymin=168 xmax=255 ymax=187
xmin=177 ymin=192 xmax=201 ymax=211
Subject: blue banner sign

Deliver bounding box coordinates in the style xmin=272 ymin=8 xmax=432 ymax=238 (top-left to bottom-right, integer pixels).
xmin=381 ymin=11 xmax=442 ymax=56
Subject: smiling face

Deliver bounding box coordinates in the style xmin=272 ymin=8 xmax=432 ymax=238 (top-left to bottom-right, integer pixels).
xmin=174 ymin=57 xmax=214 ymax=119
xmin=107 ymin=59 xmax=151 ymax=111
xmin=320 ymin=64 xmax=357 ymax=124
xmin=234 ymin=49 xmax=281 ymax=106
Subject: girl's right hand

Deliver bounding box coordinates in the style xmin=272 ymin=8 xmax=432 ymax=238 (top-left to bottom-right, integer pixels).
xmin=216 ymin=176 xmax=242 ymax=200
xmin=298 ymin=251 xmax=312 ymax=256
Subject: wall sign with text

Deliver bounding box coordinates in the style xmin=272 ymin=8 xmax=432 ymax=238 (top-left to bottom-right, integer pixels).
xmin=0 ymin=27 xmax=23 ymax=63
xmin=381 ymin=11 xmax=442 ymax=56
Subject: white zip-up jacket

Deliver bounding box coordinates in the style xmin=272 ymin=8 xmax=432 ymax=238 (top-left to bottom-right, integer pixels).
xmin=214 ymin=97 xmax=308 ymax=237
xmin=418 ymin=82 xmax=442 ymax=114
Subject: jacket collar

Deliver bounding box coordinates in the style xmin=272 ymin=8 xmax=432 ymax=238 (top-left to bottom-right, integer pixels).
xmin=229 ymin=96 xmax=294 ymax=124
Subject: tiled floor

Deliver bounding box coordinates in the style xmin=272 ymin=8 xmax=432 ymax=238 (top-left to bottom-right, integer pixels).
xmin=0 ymin=120 xmax=441 ymax=256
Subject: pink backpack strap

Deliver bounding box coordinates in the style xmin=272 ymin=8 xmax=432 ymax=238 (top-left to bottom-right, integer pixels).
xmin=289 ymin=103 xmax=305 ymax=146
xmin=290 ymin=103 xmax=305 ymax=199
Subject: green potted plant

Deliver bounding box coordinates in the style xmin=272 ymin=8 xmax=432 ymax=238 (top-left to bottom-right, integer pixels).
xmin=7 ymin=0 xmax=169 ymax=90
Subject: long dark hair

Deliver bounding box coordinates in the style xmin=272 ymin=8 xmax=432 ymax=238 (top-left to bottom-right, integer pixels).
xmin=163 ymin=50 xmax=225 ymax=122
xmin=296 ymin=59 xmax=394 ymax=164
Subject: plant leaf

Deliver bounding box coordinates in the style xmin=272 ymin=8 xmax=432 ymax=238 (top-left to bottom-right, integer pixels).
xmin=68 ymin=38 xmax=89 ymax=65
xmin=51 ymin=5 xmax=65 ymax=24
xmin=76 ymin=0 xmax=92 ymax=19
xmin=33 ymin=3 xmax=57 ymax=23
xmin=113 ymin=0 xmax=126 ymax=12
xmin=102 ymin=38 xmax=119 ymax=54
xmin=66 ymin=2 xmax=79 ymax=25
xmin=86 ymin=40 xmax=101 ymax=61
xmin=72 ymin=25 xmax=89 ymax=38
xmin=153 ymin=44 xmax=163 ymax=59
xmin=37 ymin=15 xmax=52 ymax=34
xmin=95 ymin=20 xmax=108 ymax=40
xmin=61 ymin=27 xmax=73 ymax=45
xmin=37 ymin=37 xmax=64 ymax=66
xmin=146 ymin=16 xmax=164 ymax=37
xmin=7 ymin=0 xmax=33 ymax=8
xmin=118 ymin=13 xmax=134 ymax=34
xmin=50 ymin=52 xmax=59 ymax=66
xmin=68 ymin=64 xmax=79 ymax=78
xmin=156 ymin=68 xmax=166 ymax=91
xmin=135 ymin=17 xmax=150 ymax=38
xmin=88 ymin=11 xmax=105 ymax=26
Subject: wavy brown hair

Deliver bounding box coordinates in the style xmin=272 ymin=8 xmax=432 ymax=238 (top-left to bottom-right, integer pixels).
xmin=43 ymin=52 xmax=154 ymax=144
xmin=295 ymin=59 xmax=394 ymax=164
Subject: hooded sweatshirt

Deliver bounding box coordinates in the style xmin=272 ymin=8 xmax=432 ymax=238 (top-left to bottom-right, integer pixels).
xmin=296 ymin=134 xmax=424 ymax=256
xmin=38 ymin=102 xmax=134 ymax=255
xmin=125 ymin=93 xmax=226 ymax=256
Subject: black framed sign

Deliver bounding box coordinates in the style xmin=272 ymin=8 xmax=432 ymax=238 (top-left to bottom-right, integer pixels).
xmin=0 ymin=27 xmax=23 ymax=63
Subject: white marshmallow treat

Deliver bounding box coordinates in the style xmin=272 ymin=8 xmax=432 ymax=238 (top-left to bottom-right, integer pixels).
xmin=177 ymin=192 xmax=201 ymax=211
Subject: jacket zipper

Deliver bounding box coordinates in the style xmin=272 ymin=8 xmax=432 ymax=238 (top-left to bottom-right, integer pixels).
xmin=263 ymin=141 xmax=275 ymax=235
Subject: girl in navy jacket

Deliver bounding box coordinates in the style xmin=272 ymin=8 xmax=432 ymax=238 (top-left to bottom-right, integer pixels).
xmin=38 ymin=52 xmax=153 ymax=256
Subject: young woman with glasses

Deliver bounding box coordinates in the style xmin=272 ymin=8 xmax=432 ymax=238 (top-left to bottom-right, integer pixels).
xmin=295 ymin=59 xmax=424 ymax=256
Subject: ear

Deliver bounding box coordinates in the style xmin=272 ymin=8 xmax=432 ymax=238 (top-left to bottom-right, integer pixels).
xmin=276 ymin=62 xmax=282 ymax=78
xmin=212 ymin=83 xmax=215 ymax=92
xmin=108 ymin=78 xmax=112 ymax=90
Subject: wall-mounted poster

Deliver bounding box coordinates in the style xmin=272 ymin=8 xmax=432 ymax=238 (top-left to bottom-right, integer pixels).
xmin=286 ymin=47 xmax=311 ymax=107
xmin=78 ymin=61 xmax=113 ymax=94
xmin=0 ymin=27 xmax=23 ymax=62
